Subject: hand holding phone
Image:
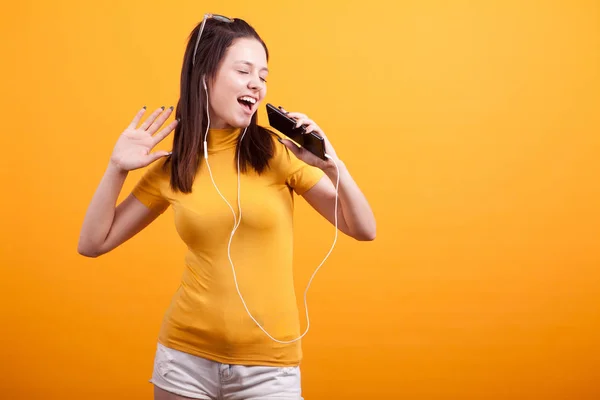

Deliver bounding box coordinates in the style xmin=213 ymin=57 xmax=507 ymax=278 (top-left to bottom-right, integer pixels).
xmin=266 ymin=103 xmax=327 ymax=160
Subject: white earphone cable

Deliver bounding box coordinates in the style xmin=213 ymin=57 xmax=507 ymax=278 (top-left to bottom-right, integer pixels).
xmin=203 ymin=83 xmax=339 ymax=344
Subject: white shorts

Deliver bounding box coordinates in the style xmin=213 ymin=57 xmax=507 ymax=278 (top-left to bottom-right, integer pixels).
xmin=150 ymin=342 xmax=304 ymax=399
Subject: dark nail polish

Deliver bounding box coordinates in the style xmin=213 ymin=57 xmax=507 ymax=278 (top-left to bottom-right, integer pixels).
xmin=143 ymin=106 xmax=147 ymax=109
xmin=161 ymin=106 xmax=165 ymax=110
xmin=169 ymin=106 xmax=174 ymax=111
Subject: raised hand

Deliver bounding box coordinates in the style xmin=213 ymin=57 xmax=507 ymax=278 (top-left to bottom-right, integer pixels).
xmin=110 ymin=106 xmax=178 ymax=172
xmin=278 ymin=110 xmax=339 ymax=170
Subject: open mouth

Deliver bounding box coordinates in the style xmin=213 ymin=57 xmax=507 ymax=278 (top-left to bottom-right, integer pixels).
xmin=238 ymin=96 xmax=257 ymax=112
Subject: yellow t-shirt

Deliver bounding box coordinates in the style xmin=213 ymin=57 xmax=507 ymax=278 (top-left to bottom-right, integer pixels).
xmin=131 ymin=127 xmax=325 ymax=367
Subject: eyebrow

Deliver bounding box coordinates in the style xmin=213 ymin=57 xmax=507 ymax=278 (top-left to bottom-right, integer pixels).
xmin=236 ymin=60 xmax=269 ymax=73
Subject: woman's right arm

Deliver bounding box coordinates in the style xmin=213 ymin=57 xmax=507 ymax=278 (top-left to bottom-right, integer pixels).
xmin=77 ymin=106 xmax=178 ymax=258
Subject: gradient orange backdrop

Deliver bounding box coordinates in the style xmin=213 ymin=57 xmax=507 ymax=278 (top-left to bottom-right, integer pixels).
xmin=1 ymin=0 xmax=599 ymax=399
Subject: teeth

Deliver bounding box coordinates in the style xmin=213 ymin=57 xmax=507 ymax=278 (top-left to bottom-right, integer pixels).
xmin=239 ymin=96 xmax=256 ymax=104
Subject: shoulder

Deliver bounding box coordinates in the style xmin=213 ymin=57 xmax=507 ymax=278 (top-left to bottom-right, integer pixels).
xmin=259 ymin=126 xmax=325 ymax=193
xmin=146 ymin=156 xmax=171 ymax=175
xmin=135 ymin=156 xmax=171 ymax=186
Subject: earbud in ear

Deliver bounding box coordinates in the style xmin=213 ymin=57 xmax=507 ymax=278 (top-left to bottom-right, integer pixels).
xmin=203 ymin=76 xmax=207 ymax=90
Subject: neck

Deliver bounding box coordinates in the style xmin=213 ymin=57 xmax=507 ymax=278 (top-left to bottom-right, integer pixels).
xmin=207 ymin=108 xmax=232 ymax=129
xmin=206 ymin=126 xmax=243 ymax=152
xmin=209 ymin=120 xmax=233 ymax=129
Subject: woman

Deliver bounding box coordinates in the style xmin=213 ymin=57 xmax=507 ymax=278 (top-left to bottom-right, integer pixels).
xmin=78 ymin=14 xmax=375 ymax=400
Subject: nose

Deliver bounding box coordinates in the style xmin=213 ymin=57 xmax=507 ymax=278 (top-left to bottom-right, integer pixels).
xmin=248 ymin=74 xmax=264 ymax=90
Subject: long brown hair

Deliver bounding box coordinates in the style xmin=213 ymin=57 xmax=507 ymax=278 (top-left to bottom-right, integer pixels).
xmin=168 ymin=17 xmax=276 ymax=193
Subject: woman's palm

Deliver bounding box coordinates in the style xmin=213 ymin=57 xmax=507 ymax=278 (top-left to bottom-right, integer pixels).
xmin=110 ymin=106 xmax=178 ymax=171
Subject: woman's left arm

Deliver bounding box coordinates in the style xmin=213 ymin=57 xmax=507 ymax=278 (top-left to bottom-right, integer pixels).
xmin=278 ymin=110 xmax=376 ymax=241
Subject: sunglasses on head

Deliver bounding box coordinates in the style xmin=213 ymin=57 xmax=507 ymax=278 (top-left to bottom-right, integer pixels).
xmin=192 ymin=13 xmax=234 ymax=66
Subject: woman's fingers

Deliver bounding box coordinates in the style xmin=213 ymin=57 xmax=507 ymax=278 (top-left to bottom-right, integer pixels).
xmin=146 ymin=150 xmax=172 ymax=164
xmin=285 ymin=112 xmax=322 ymax=134
xmin=140 ymin=106 xmax=168 ymax=131
xmin=128 ymin=106 xmax=148 ymax=130
xmin=286 ymin=112 xmax=307 ymax=121
xmin=279 ymin=138 xmax=303 ymax=158
xmin=152 ymin=118 xmax=179 ymax=146
xmin=288 ymin=113 xmax=309 ymax=128
xmin=292 ymin=117 xmax=310 ymax=129
xmin=303 ymin=123 xmax=322 ymax=135
xmin=279 ymin=110 xmax=336 ymax=163
xmin=147 ymin=106 xmax=175 ymax=134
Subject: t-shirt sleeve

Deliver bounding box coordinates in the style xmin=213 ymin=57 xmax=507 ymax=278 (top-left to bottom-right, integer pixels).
xmin=284 ymin=149 xmax=326 ymax=195
xmin=131 ymin=159 xmax=170 ymax=214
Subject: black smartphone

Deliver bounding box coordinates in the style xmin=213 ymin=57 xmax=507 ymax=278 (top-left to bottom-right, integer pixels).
xmin=266 ymin=103 xmax=327 ymax=160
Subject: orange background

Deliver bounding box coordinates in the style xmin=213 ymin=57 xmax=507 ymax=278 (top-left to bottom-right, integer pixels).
xmin=1 ymin=0 xmax=599 ymax=399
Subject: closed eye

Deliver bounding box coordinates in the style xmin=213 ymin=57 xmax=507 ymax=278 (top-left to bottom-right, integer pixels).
xmin=238 ymin=70 xmax=267 ymax=83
